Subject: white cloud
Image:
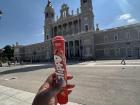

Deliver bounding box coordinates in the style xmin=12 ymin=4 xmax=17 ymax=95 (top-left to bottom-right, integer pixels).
xmin=118 ymin=13 xmax=138 ymax=24
xmin=118 ymin=13 xmax=131 ymax=20
xmin=127 ymin=18 xmax=137 ymax=24
xmin=104 ymin=13 xmax=139 ymax=29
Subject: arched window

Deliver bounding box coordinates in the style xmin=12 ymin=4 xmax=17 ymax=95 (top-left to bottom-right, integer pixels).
xmin=83 ymin=0 xmax=87 ymax=3
xmin=46 ymin=13 xmax=48 ymax=18
xmin=114 ymin=33 xmax=118 ymax=41
xmin=85 ymin=24 xmax=88 ymax=31
xmin=63 ymin=11 xmax=66 ymax=17
xmin=52 ymin=13 xmax=54 ymax=17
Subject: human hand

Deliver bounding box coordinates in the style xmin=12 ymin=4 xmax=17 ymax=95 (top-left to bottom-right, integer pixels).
xmin=32 ymin=73 xmax=75 ymax=105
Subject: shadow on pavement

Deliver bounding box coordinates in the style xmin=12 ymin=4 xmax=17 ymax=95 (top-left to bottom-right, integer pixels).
xmin=0 ymin=64 xmax=53 ymax=75
xmin=0 ymin=60 xmax=92 ymax=75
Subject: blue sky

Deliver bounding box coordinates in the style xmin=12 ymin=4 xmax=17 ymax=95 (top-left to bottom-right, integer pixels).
xmin=0 ymin=0 xmax=140 ymax=48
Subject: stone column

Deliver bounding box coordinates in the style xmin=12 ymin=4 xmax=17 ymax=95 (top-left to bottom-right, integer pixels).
xmin=74 ymin=21 xmax=76 ymax=34
xmin=62 ymin=24 xmax=64 ymax=36
xmin=67 ymin=42 xmax=69 ymax=59
xmin=78 ymin=40 xmax=80 ymax=58
xmin=56 ymin=26 xmax=58 ymax=36
xmin=52 ymin=28 xmax=54 ymax=38
xmin=76 ymin=20 xmax=78 ymax=33
xmin=77 ymin=19 xmax=79 ymax=34
xmin=54 ymin=27 xmax=56 ymax=36
xmin=63 ymin=24 xmax=65 ymax=36
xmin=79 ymin=19 xmax=81 ymax=33
xmin=70 ymin=22 xmax=72 ymax=35
xmin=67 ymin=23 xmax=69 ymax=35
xmin=66 ymin=23 xmax=68 ymax=36
xmin=80 ymin=39 xmax=83 ymax=60
xmin=53 ymin=27 xmax=55 ymax=36
xmin=68 ymin=41 xmax=70 ymax=59
xmin=73 ymin=40 xmax=76 ymax=57
xmin=60 ymin=25 xmax=62 ymax=35
xmin=72 ymin=21 xmax=74 ymax=35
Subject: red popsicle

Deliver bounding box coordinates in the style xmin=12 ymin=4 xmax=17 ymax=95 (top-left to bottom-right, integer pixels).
xmin=52 ymin=36 xmax=68 ymax=104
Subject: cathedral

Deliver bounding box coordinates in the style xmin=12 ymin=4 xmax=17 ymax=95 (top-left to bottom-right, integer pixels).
xmin=14 ymin=0 xmax=140 ymax=62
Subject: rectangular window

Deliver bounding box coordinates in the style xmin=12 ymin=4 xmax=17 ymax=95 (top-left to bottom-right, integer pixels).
xmin=96 ymin=49 xmax=104 ymax=58
xmin=85 ymin=25 xmax=88 ymax=31
xmin=120 ymin=48 xmax=126 ymax=57
xmin=110 ymin=49 xmax=115 ymax=56
xmin=127 ymin=48 xmax=132 ymax=57
xmin=104 ymin=36 xmax=108 ymax=42
xmin=104 ymin=48 xmax=109 ymax=57
xmin=115 ymin=48 xmax=120 ymax=57
xmin=134 ymin=47 xmax=139 ymax=58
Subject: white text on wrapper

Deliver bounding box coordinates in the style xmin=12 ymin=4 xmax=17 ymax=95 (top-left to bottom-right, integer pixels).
xmin=54 ymin=55 xmax=65 ymax=80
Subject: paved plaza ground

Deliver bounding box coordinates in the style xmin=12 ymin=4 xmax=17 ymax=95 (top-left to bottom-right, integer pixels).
xmin=0 ymin=60 xmax=140 ymax=105
xmin=0 ymin=85 xmax=81 ymax=105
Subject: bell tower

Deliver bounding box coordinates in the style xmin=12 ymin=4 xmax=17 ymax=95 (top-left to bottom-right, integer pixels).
xmin=44 ymin=0 xmax=55 ymax=41
xmin=81 ymin=0 xmax=94 ymax=31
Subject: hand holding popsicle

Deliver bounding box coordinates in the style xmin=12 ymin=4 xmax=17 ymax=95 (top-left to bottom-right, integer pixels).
xmin=32 ymin=73 xmax=75 ymax=105
xmin=32 ymin=36 xmax=75 ymax=105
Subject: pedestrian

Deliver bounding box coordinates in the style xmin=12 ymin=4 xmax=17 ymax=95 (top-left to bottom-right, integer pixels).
xmin=121 ymin=57 xmax=126 ymax=65
xmin=8 ymin=61 xmax=11 ymax=67
xmin=32 ymin=73 xmax=75 ymax=105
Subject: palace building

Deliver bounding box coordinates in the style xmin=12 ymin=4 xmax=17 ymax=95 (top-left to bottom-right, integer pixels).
xmin=14 ymin=0 xmax=140 ymax=62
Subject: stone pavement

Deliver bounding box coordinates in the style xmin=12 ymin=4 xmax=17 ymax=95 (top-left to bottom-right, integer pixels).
xmin=68 ymin=60 xmax=140 ymax=67
xmin=1 ymin=59 xmax=140 ymax=68
xmin=0 ymin=85 xmax=82 ymax=105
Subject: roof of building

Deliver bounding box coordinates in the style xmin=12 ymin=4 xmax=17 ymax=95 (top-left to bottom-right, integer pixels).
xmin=96 ymin=23 xmax=140 ymax=34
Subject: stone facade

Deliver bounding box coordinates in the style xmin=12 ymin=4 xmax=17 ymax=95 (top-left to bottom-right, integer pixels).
xmin=14 ymin=0 xmax=140 ymax=61
xmin=95 ymin=24 xmax=140 ymax=59
xmin=44 ymin=0 xmax=94 ymax=60
xmin=14 ymin=42 xmax=46 ymax=62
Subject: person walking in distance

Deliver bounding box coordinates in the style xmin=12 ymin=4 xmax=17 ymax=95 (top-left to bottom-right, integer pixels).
xmin=8 ymin=61 xmax=11 ymax=67
xmin=121 ymin=57 xmax=126 ymax=65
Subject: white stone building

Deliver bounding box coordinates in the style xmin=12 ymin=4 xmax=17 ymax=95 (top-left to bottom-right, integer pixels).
xmin=14 ymin=0 xmax=140 ymax=62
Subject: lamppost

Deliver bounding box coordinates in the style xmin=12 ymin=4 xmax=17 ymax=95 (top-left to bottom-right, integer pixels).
xmin=0 ymin=10 xmax=3 ymax=19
